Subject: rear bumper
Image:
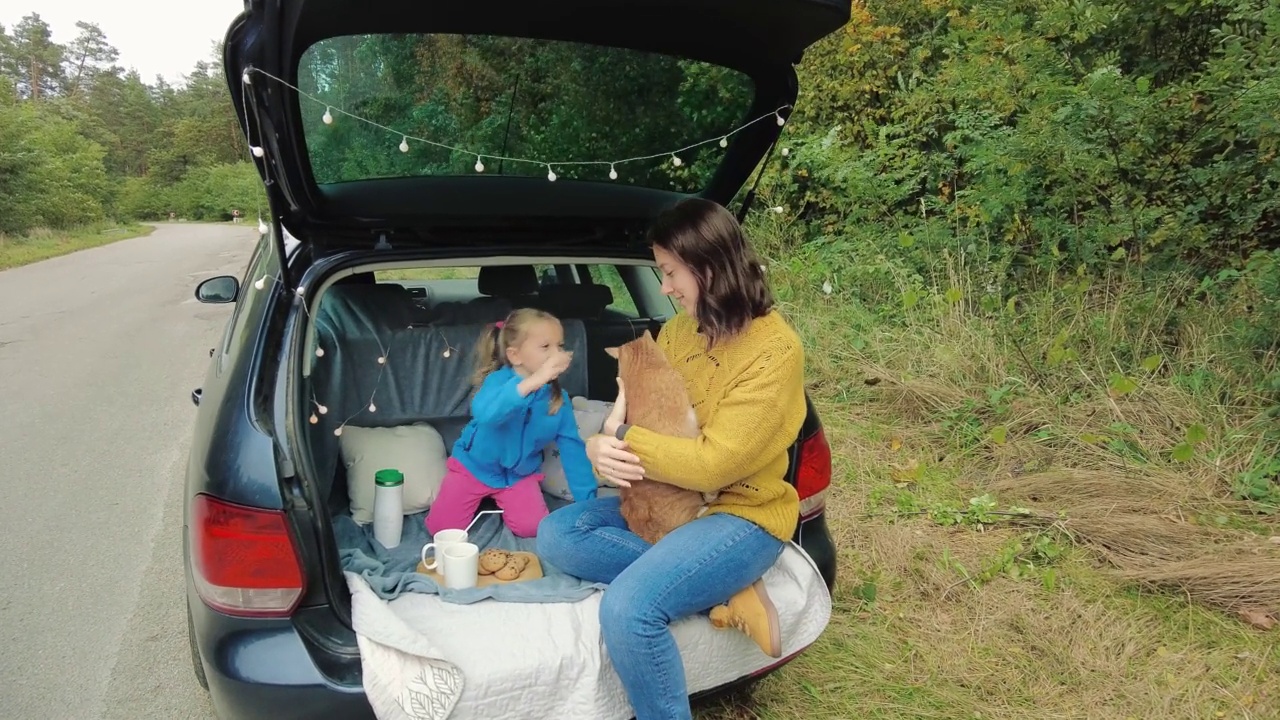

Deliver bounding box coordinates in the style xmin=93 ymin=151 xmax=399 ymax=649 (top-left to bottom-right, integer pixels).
xmin=188 ymin=594 xmax=373 ymax=720
xmin=186 ymin=511 xmax=835 ymax=720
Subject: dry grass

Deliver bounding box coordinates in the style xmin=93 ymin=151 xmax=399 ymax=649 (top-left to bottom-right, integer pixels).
xmin=694 ymin=248 xmax=1280 ymax=720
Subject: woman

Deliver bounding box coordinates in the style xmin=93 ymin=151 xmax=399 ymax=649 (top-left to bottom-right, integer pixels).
xmin=536 ymin=197 xmax=809 ymax=720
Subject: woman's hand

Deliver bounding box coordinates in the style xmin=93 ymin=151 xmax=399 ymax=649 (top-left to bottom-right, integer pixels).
xmin=586 ymin=433 xmax=644 ymax=488
xmin=601 ymin=377 xmax=627 ymax=437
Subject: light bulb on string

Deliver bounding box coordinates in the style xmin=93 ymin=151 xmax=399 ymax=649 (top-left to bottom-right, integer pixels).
xmin=546 ymin=165 xmax=557 ymax=182
xmin=317 ymin=404 xmax=328 ymax=415
xmin=775 ymin=110 xmax=786 ymax=126
xmin=377 ymin=356 xmax=386 ymax=365
xmin=241 ymin=71 xmax=251 ymax=85
xmin=781 ymin=147 xmax=790 ymax=157
xmin=719 ymin=137 xmax=728 ymax=148
xmin=315 ymin=347 xmax=325 ymax=358
xmin=399 ymin=136 xmax=409 ymax=153
xmin=474 ymin=156 xmax=485 ymax=173
xmin=368 ymin=403 xmax=377 ymax=413
xmin=254 ymin=276 xmax=267 ymax=290
xmin=608 ymin=164 xmax=618 ymax=180
xmin=333 ymin=427 xmax=343 ymax=437
xmin=251 ymin=145 xmax=264 ymax=158
xmin=322 ymin=107 xmax=333 ymax=125
xmin=309 ymin=413 xmax=318 ymax=424
xmin=671 ymin=154 xmax=683 ymax=167
xmin=258 ymin=219 xmax=269 ymax=234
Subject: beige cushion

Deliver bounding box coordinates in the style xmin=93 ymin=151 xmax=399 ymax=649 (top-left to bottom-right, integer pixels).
xmin=541 ymin=397 xmax=614 ymax=501
xmin=339 ymin=423 xmax=449 ymax=524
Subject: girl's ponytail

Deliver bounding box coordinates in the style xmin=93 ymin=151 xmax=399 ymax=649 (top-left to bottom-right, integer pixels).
xmin=471 ymin=322 xmax=503 ymax=386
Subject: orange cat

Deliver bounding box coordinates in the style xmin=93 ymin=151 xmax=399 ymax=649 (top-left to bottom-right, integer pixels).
xmin=604 ymin=330 xmax=708 ymax=544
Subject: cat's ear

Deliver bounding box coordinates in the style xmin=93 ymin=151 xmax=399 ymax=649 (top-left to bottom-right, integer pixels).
xmin=641 ymin=329 xmax=653 ymax=341
xmin=604 ymin=346 xmax=620 ymax=359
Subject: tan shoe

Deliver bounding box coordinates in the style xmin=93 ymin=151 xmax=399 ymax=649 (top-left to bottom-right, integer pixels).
xmin=708 ymin=579 xmax=782 ymax=658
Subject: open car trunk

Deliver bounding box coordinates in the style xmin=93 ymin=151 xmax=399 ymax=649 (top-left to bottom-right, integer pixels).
xmin=289 ymin=261 xmax=833 ymax=717
xmin=224 ymin=0 xmax=852 ymax=260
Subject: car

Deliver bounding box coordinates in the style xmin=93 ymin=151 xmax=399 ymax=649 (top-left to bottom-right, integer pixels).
xmin=186 ymin=1 xmax=850 ymax=718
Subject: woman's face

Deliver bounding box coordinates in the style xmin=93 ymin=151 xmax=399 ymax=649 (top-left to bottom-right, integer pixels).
xmin=653 ymin=245 xmax=701 ymax=318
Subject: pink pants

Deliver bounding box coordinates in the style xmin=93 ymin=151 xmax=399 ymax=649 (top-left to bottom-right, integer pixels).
xmin=425 ymin=458 xmax=549 ymax=538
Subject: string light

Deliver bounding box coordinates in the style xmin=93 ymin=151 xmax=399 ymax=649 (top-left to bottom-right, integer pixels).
xmin=242 ymin=71 xmax=251 ymax=85
xmin=781 ymin=147 xmax=790 ymax=157
xmin=251 ymin=145 xmax=264 ymax=157
xmin=240 ymin=68 xmax=795 ymax=183
xmin=258 ymin=218 xmax=269 ymax=234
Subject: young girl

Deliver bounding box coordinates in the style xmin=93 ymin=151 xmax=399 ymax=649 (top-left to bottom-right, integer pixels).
xmin=426 ymin=308 xmax=598 ymax=538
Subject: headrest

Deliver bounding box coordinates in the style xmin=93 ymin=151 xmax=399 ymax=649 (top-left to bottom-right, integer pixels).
xmin=478 ymin=265 xmax=538 ymax=297
xmin=538 ymin=284 xmax=615 ymax=318
xmin=315 ymin=283 xmax=415 ymax=335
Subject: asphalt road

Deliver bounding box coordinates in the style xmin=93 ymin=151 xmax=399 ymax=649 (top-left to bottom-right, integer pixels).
xmin=0 ymin=223 xmax=257 ymax=720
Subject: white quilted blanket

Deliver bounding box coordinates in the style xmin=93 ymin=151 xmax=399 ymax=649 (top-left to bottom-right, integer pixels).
xmin=346 ymin=543 xmax=832 ymax=720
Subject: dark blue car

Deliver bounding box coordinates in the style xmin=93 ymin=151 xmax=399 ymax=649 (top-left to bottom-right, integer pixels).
xmin=186 ymin=1 xmax=849 ymax=717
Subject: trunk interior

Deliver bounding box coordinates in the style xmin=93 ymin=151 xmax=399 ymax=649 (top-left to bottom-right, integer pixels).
xmin=297 ymin=256 xmax=670 ymax=629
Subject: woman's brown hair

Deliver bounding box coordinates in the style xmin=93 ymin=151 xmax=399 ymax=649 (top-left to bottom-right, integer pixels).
xmin=472 ymin=307 xmax=565 ymax=414
xmin=647 ymin=198 xmax=774 ymax=346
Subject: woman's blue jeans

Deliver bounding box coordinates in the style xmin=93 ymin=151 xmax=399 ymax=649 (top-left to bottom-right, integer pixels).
xmin=536 ymin=495 xmax=783 ymax=720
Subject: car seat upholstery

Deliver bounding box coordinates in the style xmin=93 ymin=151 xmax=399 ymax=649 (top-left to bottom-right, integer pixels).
xmin=308 ymin=284 xmax=590 ymax=506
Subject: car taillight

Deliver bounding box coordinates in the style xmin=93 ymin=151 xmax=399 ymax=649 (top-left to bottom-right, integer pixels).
xmin=795 ymin=427 xmax=832 ymax=519
xmin=191 ymin=494 xmax=304 ymax=618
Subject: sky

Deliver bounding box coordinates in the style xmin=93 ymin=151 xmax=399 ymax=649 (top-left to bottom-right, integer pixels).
xmin=2 ymin=0 xmax=245 ymax=85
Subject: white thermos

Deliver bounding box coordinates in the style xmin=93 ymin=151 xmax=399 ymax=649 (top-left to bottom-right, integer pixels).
xmin=372 ymin=468 xmax=405 ymax=549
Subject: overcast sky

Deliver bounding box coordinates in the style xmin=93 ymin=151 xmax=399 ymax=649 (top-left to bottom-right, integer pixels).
xmin=2 ymin=0 xmax=245 ymax=84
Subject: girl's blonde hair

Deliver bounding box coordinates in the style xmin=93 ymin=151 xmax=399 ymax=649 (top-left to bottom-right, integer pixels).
xmin=472 ymin=307 xmax=565 ymax=414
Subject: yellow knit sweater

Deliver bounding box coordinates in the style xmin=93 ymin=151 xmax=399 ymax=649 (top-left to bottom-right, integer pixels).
xmin=619 ymin=309 xmax=807 ymax=542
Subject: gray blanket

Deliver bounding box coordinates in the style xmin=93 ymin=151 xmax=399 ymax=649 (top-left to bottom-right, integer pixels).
xmin=335 ymin=507 xmax=608 ymax=604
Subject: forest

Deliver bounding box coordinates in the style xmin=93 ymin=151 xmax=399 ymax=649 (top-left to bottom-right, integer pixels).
xmin=3 ymin=2 xmax=1279 ymax=717
xmin=0 ymin=13 xmax=263 ymax=235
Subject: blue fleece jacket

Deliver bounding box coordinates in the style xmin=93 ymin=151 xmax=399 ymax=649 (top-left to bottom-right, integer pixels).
xmin=451 ymin=365 xmax=598 ymax=502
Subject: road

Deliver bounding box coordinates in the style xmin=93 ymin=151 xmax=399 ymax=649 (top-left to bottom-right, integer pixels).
xmin=0 ymin=223 xmax=256 ymax=720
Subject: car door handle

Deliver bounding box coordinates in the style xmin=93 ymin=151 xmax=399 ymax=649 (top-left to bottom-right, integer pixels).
xmin=192 ymin=388 xmax=203 ymax=407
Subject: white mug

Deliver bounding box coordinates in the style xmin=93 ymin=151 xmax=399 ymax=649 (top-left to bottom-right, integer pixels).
xmin=421 ymin=528 xmax=468 ymax=570
xmin=440 ymin=542 xmax=479 ymax=590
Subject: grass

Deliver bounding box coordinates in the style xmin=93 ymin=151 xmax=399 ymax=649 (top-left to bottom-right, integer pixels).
xmin=692 ymin=228 xmax=1280 ymax=719
xmin=0 ymin=223 xmax=155 ymax=270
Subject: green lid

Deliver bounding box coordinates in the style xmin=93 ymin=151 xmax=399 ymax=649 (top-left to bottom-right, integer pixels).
xmin=374 ymin=469 xmax=404 ymax=487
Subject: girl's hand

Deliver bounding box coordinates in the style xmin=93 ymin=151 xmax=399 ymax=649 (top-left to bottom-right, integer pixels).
xmin=601 ymin=377 xmax=627 ymax=437
xmin=535 ymin=349 xmax=573 ymax=384
xmin=586 ymin=433 xmax=644 ymax=488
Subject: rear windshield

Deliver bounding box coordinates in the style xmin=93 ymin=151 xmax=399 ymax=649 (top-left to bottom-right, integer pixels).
xmin=297 ymin=34 xmax=755 ymax=191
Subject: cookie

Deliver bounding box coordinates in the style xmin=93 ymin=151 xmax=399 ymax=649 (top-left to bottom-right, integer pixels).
xmin=495 ymin=553 xmax=530 ymax=581
xmin=478 ymin=548 xmax=510 ymax=575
